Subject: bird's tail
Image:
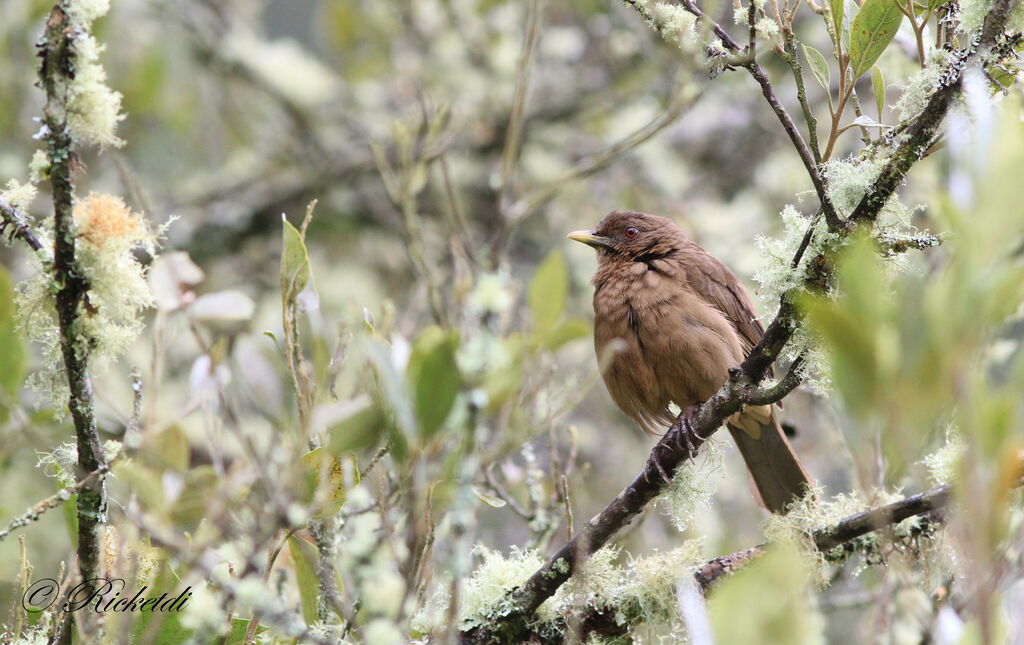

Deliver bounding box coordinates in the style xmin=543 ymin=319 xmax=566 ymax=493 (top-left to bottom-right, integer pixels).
xmin=727 ymin=408 xmax=813 ymax=514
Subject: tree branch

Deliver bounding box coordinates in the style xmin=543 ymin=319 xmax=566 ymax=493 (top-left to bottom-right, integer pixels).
xmin=576 ymin=486 xmax=953 ymax=640
xmin=848 ymin=1 xmax=1016 ymax=226
xmin=0 ymin=465 xmax=112 ymax=543
xmin=0 ymin=198 xmax=46 ymax=254
xmin=38 ymin=4 xmax=108 ymax=585
xmin=667 ymin=0 xmax=842 ymax=231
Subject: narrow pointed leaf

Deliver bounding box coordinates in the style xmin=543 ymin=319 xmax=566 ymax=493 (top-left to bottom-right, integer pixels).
xmin=871 ymin=65 xmax=886 ymax=118
xmin=802 ymin=44 xmax=831 ymax=91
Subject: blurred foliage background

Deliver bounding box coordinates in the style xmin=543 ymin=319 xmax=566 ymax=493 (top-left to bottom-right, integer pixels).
xmin=0 ymin=0 xmax=1022 ymax=643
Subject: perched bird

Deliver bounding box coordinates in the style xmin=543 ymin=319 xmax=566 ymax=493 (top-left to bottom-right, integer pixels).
xmin=568 ymin=210 xmax=811 ymax=513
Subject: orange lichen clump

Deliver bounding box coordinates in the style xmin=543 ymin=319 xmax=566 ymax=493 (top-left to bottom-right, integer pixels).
xmin=73 ymin=193 xmax=141 ymax=247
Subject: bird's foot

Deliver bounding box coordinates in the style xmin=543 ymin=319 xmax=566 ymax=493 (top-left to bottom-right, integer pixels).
xmin=669 ymin=407 xmax=704 ymax=459
xmin=647 ymin=442 xmax=674 ymax=484
xmin=645 ymin=409 xmax=705 ymax=485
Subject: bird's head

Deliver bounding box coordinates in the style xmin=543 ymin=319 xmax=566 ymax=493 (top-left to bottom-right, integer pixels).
xmin=567 ymin=210 xmax=683 ymax=263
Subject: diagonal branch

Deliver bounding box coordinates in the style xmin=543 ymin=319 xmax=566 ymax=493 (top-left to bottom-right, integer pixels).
xmin=0 ymin=199 xmax=46 ymax=255
xmin=575 ymin=485 xmax=953 ymax=640
xmin=848 ymin=2 xmax=1015 ymax=226
xmin=666 ymin=0 xmax=842 ymax=231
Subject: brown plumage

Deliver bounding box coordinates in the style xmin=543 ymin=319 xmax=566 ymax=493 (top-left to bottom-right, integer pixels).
xmin=569 ymin=210 xmax=812 ymax=514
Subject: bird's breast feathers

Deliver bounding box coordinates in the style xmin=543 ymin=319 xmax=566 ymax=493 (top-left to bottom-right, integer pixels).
xmin=593 ymin=257 xmax=748 ymax=411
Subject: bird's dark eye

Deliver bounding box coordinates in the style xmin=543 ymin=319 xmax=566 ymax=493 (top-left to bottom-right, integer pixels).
xmin=624 ymin=226 xmax=639 ymax=239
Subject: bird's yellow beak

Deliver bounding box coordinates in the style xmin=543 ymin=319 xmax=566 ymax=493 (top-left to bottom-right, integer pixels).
xmin=567 ymin=230 xmax=613 ymax=248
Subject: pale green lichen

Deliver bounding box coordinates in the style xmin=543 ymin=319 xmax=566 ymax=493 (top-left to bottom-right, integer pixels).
xmin=459 ymin=540 xmax=705 ymax=641
xmin=614 ymin=540 xmax=705 ymax=627
xmin=0 ymin=179 xmax=37 ymax=211
xmin=957 ymin=0 xmax=992 ymax=35
xmin=762 ymin=488 xmax=880 ymax=586
xmin=753 ymin=205 xmax=831 ymax=314
xmin=459 ymin=545 xmax=547 ymax=628
xmin=753 ymin=205 xmax=838 ymax=391
xmin=37 ymin=441 xmax=79 ymax=487
xmin=762 ymin=487 xmax=949 ymax=588
xmin=28 ymin=150 xmax=50 ymax=183
xmin=409 ymin=575 xmax=452 ymax=638
xmin=66 ymin=33 xmax=125 ymax=148
xmin=922 ymin=430 xmax=964 ymax=485
xmin=225 ymin=33 xmax=339 ymax=107
xmin=17 ymin=194 xmax=159 ymax=409
xmin=546 ymin=546 xmax=623 ymax=623
xmin=659 ymin=437 xmax=725 ymax=532
xmin=363 ymin=620 xmax=405 ymax=645
xmin=894 ymin=50 xmax=952 ymax=124
xmin=754 ymin=17 xmax=780 ymax=40
xmin=179 ymin=583 xmax=228 ymax=635
xmin=65 ymin=0 xmax=111 ymax=28
xmin=650 ymin=3 xmax=698 ymax=51
xmin=36 ymin=439 xmax=120 ymax=487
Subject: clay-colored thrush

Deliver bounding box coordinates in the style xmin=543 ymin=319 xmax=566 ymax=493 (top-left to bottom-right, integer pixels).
xmin=569 ymin=210 xmax=811 ymax=513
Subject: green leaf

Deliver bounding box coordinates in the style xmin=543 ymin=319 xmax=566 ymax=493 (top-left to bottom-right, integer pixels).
xmin=301 ymin=447 xmax=346 ymax=518
xmin=224 ymin=618 xmax=268 ymax=645
xmin=472 ymin=486 xmax=507 ymax=508
xmin=0 ymin=267 xmax=25 ymax=424
xmin=280 ymin=219 xmax=311 ymax=305
xmin=871 ymin=65 xmax=886 ymax=118
xmin=542 ymin=318 xmax=591 ymax=350
xmin=849 ymin=0 xmax=904 ymax=78
xmin=326 ymin=399 xmax=386 ymax=455
xmin=143 ymin=425 xmax=190 ymax=472
xmin=169 ymin=466 xmax=218 ymax=532
xmin=802 ymin=44 xmax=831 ymax=91
xmin=851 ymin=114 xmax=888 ymax=128
xmin=830 ymin=0 xmax=845 ymax=35
xmin=406 ymin=326 xmax=460 ymax=438
xmin=288 ymin=536 xmax=320 ymax=626
xmin=131 ymin=562 xmax=193 ymax=644
xmin=528 ymin=250 xmax=568 ymax=334
xmin=112 ymin=461 xmax=165 ymax=510
xmin=710 ymin=542 xmax=823 ymax=644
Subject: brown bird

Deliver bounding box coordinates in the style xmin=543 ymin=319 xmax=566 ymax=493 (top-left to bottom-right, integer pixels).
xmin=569 ymin=210 xmax=811 ymax=513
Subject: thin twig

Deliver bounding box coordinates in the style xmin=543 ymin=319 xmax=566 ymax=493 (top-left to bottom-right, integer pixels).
xmin=497 ymin=0 xmax=545 ymax=218
xmin=504 ymin=80 xmax=701 ymax=229
xmin=0 ymin=465 xmax=111 ymax=543
xmin=0 ymin=198 xmax=46 ymax=254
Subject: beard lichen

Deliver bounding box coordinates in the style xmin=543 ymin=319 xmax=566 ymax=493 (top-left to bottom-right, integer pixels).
xmin=16 ymin=194 xmax=161 ymax=411
xmin=454 ymin=540 xmax=707 ymax=642
xmin=658 ymin=437 xmax=725 ymax=532
xmin=763 ymin=488 xmax=955 ymax=592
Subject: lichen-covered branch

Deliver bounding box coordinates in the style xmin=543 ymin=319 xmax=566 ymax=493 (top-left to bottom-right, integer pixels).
xmin=0 ymin=464 xmax=110 ymax=543
xmin=848 ymin=0 xmax=1017 ymax=226
xmin=665 ymin=0 xmax=842 ymax=231
xmin=0 ymin=198 xmax=46 ymax=254
xmin=567 ymin=485 xmax=953 ymax=641
xmin=38 ymin=3 xmax=108 ymax=584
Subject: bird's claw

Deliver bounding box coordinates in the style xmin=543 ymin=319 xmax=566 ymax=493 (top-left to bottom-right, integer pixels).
xmin=671 ymin=408 xmax=703 ymax=459
xmin=646 ymin=442 xmax=674 ymax=484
